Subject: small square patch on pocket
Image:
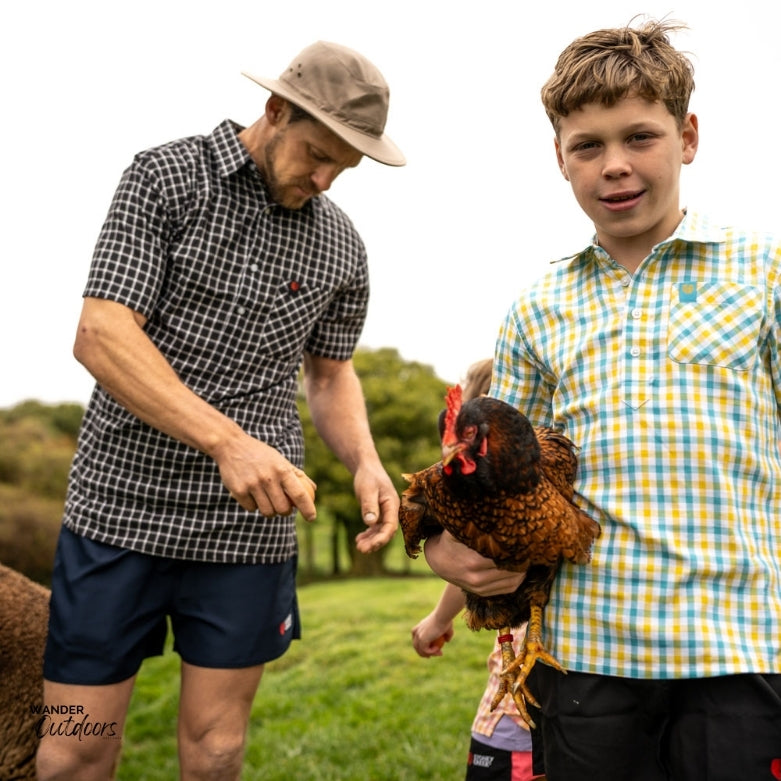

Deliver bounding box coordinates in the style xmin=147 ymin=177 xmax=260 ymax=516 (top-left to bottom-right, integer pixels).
xmin=678 ymin=282 xmax=698 ymax=303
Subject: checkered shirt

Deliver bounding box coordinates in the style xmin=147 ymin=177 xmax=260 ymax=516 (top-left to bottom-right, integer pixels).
xmin=493 ymin=211 xmax=781 ymax=678
xmin=64 ymin=120 xmax=369 ymax=563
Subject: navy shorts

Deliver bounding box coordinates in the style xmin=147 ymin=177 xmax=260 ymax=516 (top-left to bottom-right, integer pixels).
xmin=44 ymin=526 xmax=301 ymax=685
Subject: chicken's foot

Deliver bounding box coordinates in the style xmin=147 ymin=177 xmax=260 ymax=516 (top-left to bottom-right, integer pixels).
xmin=501 ymin=605 xmax=566 ymax=727
xmin=489 ymin=627 xmax=539 ymax=728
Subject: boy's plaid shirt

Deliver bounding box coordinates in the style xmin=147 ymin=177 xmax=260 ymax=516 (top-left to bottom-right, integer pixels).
xmin=493 ymin=211 xmax=781 ymax=678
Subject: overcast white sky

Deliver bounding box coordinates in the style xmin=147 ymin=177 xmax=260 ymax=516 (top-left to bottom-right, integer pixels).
xmin=2 ymin=0 xmax=779 ymax=407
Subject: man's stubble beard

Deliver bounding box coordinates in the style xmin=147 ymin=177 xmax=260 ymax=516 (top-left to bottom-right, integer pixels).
xmin=262 ymin=131 xmax=314 ymax=210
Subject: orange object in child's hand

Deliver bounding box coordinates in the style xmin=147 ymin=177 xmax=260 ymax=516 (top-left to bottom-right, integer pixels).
xmin=432 ymin=634 xmax=448 ymax=649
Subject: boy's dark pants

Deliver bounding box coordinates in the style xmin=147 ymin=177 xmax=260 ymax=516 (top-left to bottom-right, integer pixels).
xmin=529 ymin=664 xmax=781 ymax=780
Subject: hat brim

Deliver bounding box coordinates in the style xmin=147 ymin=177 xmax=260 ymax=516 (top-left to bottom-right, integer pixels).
xmin=242 ymin=72 xmax=406 ymax=167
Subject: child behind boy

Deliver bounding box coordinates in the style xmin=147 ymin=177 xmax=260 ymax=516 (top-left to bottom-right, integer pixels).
xmin=423 ymin=19 xmax=781 ymax=780
xmin=411 ymin=358 xmax=541 ymax=781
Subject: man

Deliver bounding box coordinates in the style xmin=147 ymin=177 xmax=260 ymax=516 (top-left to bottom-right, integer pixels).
xmin=37 ymin=41 xmax=404 ymax=780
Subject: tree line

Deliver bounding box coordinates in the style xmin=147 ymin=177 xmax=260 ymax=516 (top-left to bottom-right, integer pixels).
xmin=0 ymin=348 xmax=450 ymax=585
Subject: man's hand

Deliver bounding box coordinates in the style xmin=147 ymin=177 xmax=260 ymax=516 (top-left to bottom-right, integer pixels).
xmin=424 ymin=531 xmax=526 ymax=596
xmin=212 ymin=431 xmax=317 ymax=521
xmin=352 ymin=464 xmax=399 ymax=553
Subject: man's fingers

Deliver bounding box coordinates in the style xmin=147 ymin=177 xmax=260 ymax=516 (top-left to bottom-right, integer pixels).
xmin=228 ymin=468 xmax=317 ymax=520
xmin=283 ymin=470 xmax=317 ymax=521
xmin=229 ymin=491 xmax=257 ymax=513
xmin=354 ymin=521 xmax=396 ymax=553
xmin=230 ymin=486 xmax=290 ymax=517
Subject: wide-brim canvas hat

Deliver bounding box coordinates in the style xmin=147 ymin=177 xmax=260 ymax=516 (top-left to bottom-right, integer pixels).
xmin=242 ymin=41 xmax=405 ymax=167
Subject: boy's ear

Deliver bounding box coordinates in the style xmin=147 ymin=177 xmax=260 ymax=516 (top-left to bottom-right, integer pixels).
xmin=554 ymin=137 xmax=570 ymax=181
xmin=682 ymin=112 xmax=699 ymax=165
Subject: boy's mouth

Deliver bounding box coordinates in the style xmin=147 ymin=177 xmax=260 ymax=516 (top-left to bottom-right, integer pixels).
xmin=601 ymin=190 xmax=643 ymax=203
xmin=600 ymin=190 xmax=644 ymax=210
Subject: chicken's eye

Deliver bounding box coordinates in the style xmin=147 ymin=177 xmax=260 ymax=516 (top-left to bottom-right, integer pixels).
xmin=461 ymin=424 xmax=478 ymax=443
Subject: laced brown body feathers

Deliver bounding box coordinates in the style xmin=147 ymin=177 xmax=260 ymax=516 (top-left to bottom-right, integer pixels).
xmin=400 ymin=386 xmax=600 ymax=725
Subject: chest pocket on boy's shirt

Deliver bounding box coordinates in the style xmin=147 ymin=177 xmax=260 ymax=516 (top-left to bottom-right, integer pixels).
xmin=667 ymin=281 xmax=762 ymax=370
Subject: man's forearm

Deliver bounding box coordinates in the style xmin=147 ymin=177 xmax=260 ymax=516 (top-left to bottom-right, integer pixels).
xmin=74 ymin=297 xmax=244 ymax=457
xmin=303 ymin=354 xmax=381 ymax=474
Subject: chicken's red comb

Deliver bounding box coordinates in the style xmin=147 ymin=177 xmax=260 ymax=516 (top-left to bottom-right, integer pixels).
xmin=443 ymin=385 xmax=463 ymax=442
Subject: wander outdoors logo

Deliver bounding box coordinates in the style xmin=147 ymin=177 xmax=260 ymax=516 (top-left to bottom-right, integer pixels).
xmin=30 ymin=703 xmax=119 ymax=740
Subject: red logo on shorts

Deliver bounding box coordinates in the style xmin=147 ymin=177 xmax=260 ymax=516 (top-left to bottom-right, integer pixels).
xmin=279 ymin=613 xmax=293 ymax=636
xmin=770 ymin=758 xmax=781 ymax=780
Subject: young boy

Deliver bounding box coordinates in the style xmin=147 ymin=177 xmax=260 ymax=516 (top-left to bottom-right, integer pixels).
xmin=423 ymin=19 xmax=781 ymax=780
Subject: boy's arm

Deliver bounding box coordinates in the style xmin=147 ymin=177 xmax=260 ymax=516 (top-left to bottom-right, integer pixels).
xmin=411 ymin=582 xmax=466 ymax=657
xmin=424 ymin=531 xmax=526 ymax=596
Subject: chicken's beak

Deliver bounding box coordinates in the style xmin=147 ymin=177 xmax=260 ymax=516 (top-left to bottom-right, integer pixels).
xmin=441 ymin=442 xmax=465 ymax=467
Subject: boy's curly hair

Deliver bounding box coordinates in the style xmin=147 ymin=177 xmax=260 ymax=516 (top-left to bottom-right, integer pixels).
xmin=541 ymin=18 xmax=695 ymax=132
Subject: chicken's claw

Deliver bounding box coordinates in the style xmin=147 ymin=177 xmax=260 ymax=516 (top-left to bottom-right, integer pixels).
xmin=491 ymin=607 xmax=567 ymax=728
xmin=490 ymin=627 xmax=540 ymax=728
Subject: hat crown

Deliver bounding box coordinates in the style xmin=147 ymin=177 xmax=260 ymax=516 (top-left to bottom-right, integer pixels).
xmin=278 ymin=41 xmax=389 ymax=139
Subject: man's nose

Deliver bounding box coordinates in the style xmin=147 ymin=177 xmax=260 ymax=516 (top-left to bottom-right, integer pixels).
xmin=310 ymin=165 xmax=340 ymax=193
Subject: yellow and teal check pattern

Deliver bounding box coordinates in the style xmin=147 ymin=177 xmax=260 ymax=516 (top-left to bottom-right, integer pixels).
xmin=492 ymin=211 xmax=781 ymax=678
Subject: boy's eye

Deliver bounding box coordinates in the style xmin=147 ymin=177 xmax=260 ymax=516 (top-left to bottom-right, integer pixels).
xmin=573 ymin=140 xmax=600 ymax=153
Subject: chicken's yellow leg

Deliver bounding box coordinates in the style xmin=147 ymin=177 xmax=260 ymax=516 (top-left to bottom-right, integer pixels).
xmin=502 ymin=604 xmax=566 ymax=726
xmin=489 ymin=627 xmax=538 ymax=727
xmin=489 ymin=628 xmax=515 ymax=710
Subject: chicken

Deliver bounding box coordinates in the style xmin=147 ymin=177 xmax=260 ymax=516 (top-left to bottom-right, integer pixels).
xmin=400 ymin=385 xmax=600 ymax=726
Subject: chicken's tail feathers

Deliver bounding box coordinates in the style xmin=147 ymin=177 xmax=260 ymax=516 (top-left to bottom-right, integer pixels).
xmin=398 ymin=478 xmax=430 ymax=559
xmin=572 ymin=509 xmax=602 ymax=563
xmin=555 ymin=503 xmax=602 ymax=565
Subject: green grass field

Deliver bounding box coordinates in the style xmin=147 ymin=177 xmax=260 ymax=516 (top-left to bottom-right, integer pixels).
xmin=117 ymin=576 xmax=495 ymax=780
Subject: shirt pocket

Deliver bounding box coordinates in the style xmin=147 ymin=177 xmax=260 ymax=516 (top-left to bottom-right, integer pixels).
xmin=667 ymin=281 xmax=762 ymax=370
xmin=256 ymin=280 xmax=330 ymax=359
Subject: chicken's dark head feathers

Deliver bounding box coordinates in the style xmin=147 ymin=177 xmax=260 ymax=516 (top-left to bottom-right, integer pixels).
xmin=439 ymin=386 xmax=541 ymax=496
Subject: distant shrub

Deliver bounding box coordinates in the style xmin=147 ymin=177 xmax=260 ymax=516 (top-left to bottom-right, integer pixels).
xmin=0 ymin=400 xmax=84 ymax=439
xmin=0 ymin=486 xmax=62 ymax=586
xmin=0 ymin=402 xmax=81 ymax=584
xmin=0 ymin=403 xmax=81 ymax=500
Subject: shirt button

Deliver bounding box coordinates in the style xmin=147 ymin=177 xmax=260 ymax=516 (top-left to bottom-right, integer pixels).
xmin=236 ymin=305 xmax=246 ymax=315
xmin=249 ymin=264 xmax=259 ymax=272
xmin=630 ymin=346 xmax=641 ymax=357
xmin=631 ymin=308 xmax=642 ymax=319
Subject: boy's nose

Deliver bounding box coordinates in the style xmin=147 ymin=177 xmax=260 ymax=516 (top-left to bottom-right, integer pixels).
xmin=602 ymin=147 xmax=631 ymax=178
